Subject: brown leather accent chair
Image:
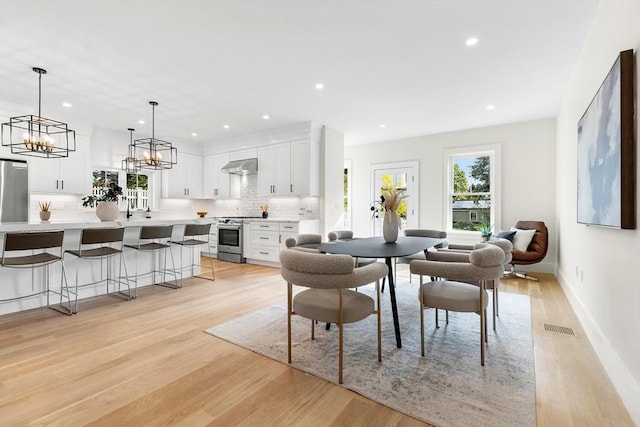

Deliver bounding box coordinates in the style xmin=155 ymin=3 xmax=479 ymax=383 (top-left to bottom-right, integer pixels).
xmin=508 ymin=220 xmax=548 ymax=281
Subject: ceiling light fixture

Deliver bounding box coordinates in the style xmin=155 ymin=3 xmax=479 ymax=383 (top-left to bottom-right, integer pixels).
xmin=486 ymin=105 xmax=495 ymax=110
xmin=121 ymin=128 xmax=141 ymax=173
xmin=223 ymin=124 xmax=230 ymax=129
xmin=315 ymin=83 xmax=324 ymax=90
xmin=263 ymin=115 xmax=270 ymax=120
xmin=191 ymin=132 xmax=198 ymax=137
xmin=379 ymin=123 xmax=386 ymax=128
xmin=62 ymin=102 xmax=72 ymax=108
xmin=1 ymin=67 xmax=76 ymax=158
xmin=130 ymin=101 xmax=177 ymax=170
xmin=138 ymin=120 xmax=145 ymax=124
xmin=465 ymin=37 xmax=478 ymax=46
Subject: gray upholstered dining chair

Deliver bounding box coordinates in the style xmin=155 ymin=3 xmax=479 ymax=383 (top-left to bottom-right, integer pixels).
xmin=410 ymin=243 xmax=505 ymax=365
xmin=327 ymin=230 xmax=378 ymax=268
xmin=394 ymin=229 xmax=448 ymax=285
xmin=426 ymin=238 xmax=513 ymax=330
xmin=284 ymin=234 xmax=322 ymax=250
xmin=280 ymin=248 xmax=388 ymax=384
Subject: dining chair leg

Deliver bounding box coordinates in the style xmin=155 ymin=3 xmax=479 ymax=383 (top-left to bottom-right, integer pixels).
xmin=376 ymin=278 xmax=381 ymax=362
xmin=287 ymin=283 xmax=292 ymax=364
xmin=311 ymin=319 xmax=315 ymax=340
xmin=480 ymin=286 xmax=486 ymax=366
xmin=420 ymin=276 xmax=425 ymax=357
xmin=338 ymin=289 xmax=344 ymax=384
xmin=435 ymin=308 xmax=439 ymax=329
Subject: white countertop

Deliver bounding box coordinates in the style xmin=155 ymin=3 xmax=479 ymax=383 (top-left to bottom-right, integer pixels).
xmin=0 ymin=217 xmax=217 ymax=233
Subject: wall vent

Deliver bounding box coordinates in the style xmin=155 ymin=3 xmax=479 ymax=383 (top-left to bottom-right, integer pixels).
xmin=544 ymin=324 xmax=575 ymax=336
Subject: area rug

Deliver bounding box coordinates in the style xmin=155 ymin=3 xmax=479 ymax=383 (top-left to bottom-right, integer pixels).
xmin=205 ymin=282 xmax=536 ymax=427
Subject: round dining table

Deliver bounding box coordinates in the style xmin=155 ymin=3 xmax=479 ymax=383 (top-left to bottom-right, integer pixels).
xmin=318 ymin=235 xmax=446 ymax=348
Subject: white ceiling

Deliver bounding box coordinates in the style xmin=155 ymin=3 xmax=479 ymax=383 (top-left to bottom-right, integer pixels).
xmin=0 ymin=0 xmax=599 ymax=147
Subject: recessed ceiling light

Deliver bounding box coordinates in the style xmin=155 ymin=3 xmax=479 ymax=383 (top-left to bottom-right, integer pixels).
xmin=379 ymin=123 xmax=386 ymax=128
xmin=263 ymin=115 xmax=270 ymax=120
xmin=62 ymin=102 xmax=72 ymax=108
xmin=138 ymin=120 xmax=145 ymax=124
xmin=223 ymin=124 xmax=230 ymax=129
xmin=486 ymin=105 xmax=495 ymax=110
xmin=315 ymin=83 xmax=324 ymax=90
xmin=191 ymin=132 xmax=198 ymax=137
xmin=465 ymin=37 xmax=478 ymax=46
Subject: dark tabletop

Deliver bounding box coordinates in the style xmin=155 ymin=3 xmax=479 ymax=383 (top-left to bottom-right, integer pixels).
xmin=318 ymin=236 xmax=445 ymax=259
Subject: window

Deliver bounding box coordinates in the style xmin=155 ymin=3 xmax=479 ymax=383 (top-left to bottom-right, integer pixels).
xmin=126 ymin=173 xmax=149 ymax=210
xmin=90 ymin=170 xmax=151 ymax=211
xmin=342 ymin=160 xmax=352 ymax=229
xmin=444 ymin=145 xmax=501 ymax=235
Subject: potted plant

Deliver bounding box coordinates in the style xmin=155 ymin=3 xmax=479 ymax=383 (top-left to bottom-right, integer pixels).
xmin=38 ymin=201 xmax=51 ymax=221
xmin=82 ymin=182 xmax=123 ymax=221
xmin=478 ymin=222 xmax=493 ymax=242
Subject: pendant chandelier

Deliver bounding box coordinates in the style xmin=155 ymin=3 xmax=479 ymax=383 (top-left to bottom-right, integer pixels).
xmin=121 ymin=128 xmax=141 ymax=173
xmin=1 ymin=67 xmax=76 ymax=158
xmin=130 ymin=101 xmax=177 ymax=170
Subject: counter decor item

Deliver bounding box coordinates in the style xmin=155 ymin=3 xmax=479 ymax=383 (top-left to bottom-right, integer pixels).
xmin=478 ymin=222 xmax=493 ymax=242
xmin=261 ymin=204 xmax=269 ymax=219
xmin=379 ymin=184 xmax=408 ymax=243
xmin=38 ymin=201 xmax=51 ymax=221
xmin=197 ymin=211 xmax=207 ymax=218
xmin=82 ymin=182 xmax=123 ymax=221
xmin=145 ymin=207 xmax=152 ymax=218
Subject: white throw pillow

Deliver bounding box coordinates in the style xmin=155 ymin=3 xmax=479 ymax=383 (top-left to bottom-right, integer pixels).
xmin=510 ymin=227 xmax=536 ymax=252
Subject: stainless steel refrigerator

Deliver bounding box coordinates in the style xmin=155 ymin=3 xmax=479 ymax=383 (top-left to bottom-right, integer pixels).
xmin=0 ymin=158 xmax=29 ymax=222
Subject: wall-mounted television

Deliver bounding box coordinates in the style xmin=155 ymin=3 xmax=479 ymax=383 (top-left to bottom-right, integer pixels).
xmin=577 ymin=49 xmax=635 ymax=229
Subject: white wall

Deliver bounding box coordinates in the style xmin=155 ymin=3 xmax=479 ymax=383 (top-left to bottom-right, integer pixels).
xmin=555 ymin=2 xmax=640 ymax=424
xmin=320 ymin=126 xmax=345 ymax=237
xmin=345 ymin=118 xmax=557 ymax=273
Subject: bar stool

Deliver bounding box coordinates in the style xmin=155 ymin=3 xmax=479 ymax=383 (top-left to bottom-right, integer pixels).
xmin=125 ymin=225 xmax=179 ymax=290
xmin=0 ymin=230 xmax=73 ymax=315
xmin=64 ymin=227 xmax=133 ymax=312
xmin=171 ymin=223 xmax=215 ymax=286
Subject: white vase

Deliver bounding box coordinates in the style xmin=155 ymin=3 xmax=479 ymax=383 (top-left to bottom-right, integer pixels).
xmin=383 ymin=211 xmax=399 ymax=243
xmin=96 ymin=201 xmax=119 ymax=221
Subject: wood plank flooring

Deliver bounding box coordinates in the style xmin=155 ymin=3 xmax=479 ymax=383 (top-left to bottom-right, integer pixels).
xmin=0 ymin=260 xmax=633 ymax=426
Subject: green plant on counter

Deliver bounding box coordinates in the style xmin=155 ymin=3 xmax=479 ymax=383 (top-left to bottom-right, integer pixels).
xmin=38 ymin=201 xmax=51 ymax=212
xmin=82 ymin=182 xmax=123 ymax=208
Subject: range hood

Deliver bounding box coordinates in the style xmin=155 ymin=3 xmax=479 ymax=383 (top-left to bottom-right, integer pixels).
xmin=221 ymin=158 xmax=258 ymax=175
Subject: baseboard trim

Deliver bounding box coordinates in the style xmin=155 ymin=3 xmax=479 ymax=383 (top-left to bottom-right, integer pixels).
xmin=556 ymin=267 xmax=640 ymax=426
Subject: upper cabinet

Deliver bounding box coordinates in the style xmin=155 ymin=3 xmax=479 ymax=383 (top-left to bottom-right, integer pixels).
xmin=257 ymin=138 xmax=319 ymax=197
xmin=162 ymin=152 xmax=203 ymax=199
xmin=203 ymin=152 xmax=230 ymax=199
xmin=30 ymin=134 xmax=89 ymax=194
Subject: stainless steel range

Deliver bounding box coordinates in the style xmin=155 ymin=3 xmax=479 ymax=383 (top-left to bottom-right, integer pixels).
xmin=216 ymin=217 xmax=261 ymax=264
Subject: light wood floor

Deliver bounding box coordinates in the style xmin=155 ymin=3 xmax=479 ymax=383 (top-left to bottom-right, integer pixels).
xmin=0 ymin=260 xmax=633 ymax=426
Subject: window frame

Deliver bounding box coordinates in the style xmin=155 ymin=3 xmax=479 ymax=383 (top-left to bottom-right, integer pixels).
xmin=443 ymin=144 xmax=502 ymax=240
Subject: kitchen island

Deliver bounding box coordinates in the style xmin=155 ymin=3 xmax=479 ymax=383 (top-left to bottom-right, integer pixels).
xmin=0 ymin=218 xmax=217 ymax=315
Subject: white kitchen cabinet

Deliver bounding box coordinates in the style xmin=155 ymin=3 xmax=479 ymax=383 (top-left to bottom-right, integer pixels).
xmin=162 ymin=152 xmax=203 ymax=199
xmin=291 ymin=138 xmax=319 ymax=196
xmin=257 ymin=139 xmax=319 ymax=197
xmin=250 ymin=221 xmax=280 ymax=262
xmin=245 ymin=220 xmax=320 ymax=264
xmin=278 ymin=222 xmax=299 ymax=252
xmin=203 ymin=152 xmax=230 ymax=199
xmin=257 ymin=142 xmax=291 ymax=196
xmin=29 ymin=135 xmax=89 ymax=194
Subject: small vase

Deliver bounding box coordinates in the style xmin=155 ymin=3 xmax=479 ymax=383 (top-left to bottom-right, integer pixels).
xmin=39 ymin=211 xmax=51 ymax=221
xmin=96 ymin=201 xmax=119 ymax=221
xmin=262 ymin=211 xmax=268 ymax=219
xmin=383 ymin=211 xmax=399 ymax=243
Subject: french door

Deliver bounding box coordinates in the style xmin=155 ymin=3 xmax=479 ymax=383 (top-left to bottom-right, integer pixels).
xmin=370 ymin=161 xmax=418 ymax=236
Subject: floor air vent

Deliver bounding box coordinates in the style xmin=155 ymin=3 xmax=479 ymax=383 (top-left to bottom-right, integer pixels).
xmin=544 ymin=324 xmax=575 ymax=336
